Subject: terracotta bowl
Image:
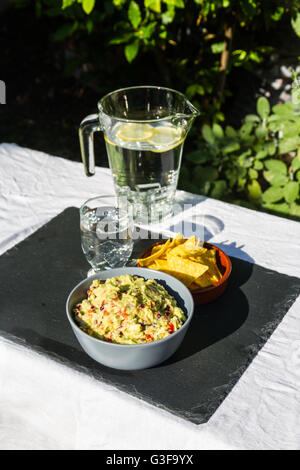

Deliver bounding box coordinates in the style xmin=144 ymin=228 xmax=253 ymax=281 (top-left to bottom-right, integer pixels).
xmin=137 ymin=241 xmax=232 ymax=306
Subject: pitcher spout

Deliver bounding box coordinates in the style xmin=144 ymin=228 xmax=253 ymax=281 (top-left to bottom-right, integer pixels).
xmin=185 ymin=98 xmax=201 ymax=119
xmin=171 ymin=99 xmax=200 ymax=133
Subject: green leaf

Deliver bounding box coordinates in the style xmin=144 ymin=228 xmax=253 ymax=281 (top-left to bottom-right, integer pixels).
xmin=278 ymin=137 xmax=300 ymax=155
xmin=266 ymin=141 xmax=276 ymax=156
xmin=271 ymin=6 xmax=284 ymax=22
xmin=296 ymin=170 xmax=300 ymax=182
xmin=255 ymin=149 xmax=268 ymax=160
xmin=82 ymin=0 xmax=95 ymax=15
xmin=284 ymin=181 xmax=299 ymax=204
xmin=255 ymin=125 xmax=267 ymax=139
xmin=144 ymin=0 xmax=161 ymax=13
xmin=225 ymin=126 xmax=237 ymax=137
xmin=264 ymin=159 xmax=287 ymax=175
xmin=280 ymin=122 xmax=300 ymax=139
xmin=257 ymin=97 xmax=270 ymax=119
xmin=53 ymin=22 xmax=78 ymax=41
xmin=161 ymin=5 xmax=175 ymax=24
xmin=113 ymin=0 xmax=127 ymax=5
xmin=211 ymin=42 xmax=225 ymax=54
xmin=263 ymin=171 xmax=288 ymax=187
xmin=262 ymin=202 xmax=290 ymax=215
xmin=202 ymin=124 xmax=215 ymax=145
xmin=225 ymin=168 xmax=237 ymax=188
xmin=244 ymin=114 xmax=260 ymax=123
xmin=210 ymin=180 xmax=227 ymax=199
xmin=291 ymin=12 xmax=300 ymax=38
xmin=239 ymin=122 xmax=253 ymax=138
xmin=291 ymin=153 xmax=300 ymax=173
xmin=109 ymin=33 xmax=133 ymax=45
xmin=185 ymin=149 xmax=211 ymax=164
xmin=248 ymin=168 xmax=258 ymax=180
xmin=186 ymin=84 xmax=205 ymax=98
xmin=262 ymin=186 xmax=285 ymax=203
xmin=163 ymin=0 xmax=184 ymax=7
xmin=253 ymin=160 xmax=263 ymax=170
xmin=86 ymin=18 xmax=93 ymax=34
xmin=289 ymin=202 xmax=300 ymax=217
xmin=248 ymin=179 xmax=262 ymax=202
xmin=292 ymin=87 xmax=300 ymax=106
xmin=239 ymin=155 xmax=253 ymax=168
xmin=249 ymin=51 xmax=263 ymax=64
xmin=222 ymin=139 xmax=240 ymax=154
xmin=62 ymin=0 xmax=76 ymax=9
xmin=237 ymin=177 xmax=247 ymax=191
xmin=273 ymin=102 xmax=295 ymax=117
xmin=128 ymin=1 xmax=141 ymax=28
xmin=125 ymin=40 xmax=139 ymax=62
xmin=212 ymin=123 xmax=224 ymax=139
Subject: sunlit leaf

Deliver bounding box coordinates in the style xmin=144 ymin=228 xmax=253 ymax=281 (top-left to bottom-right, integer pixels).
xmin=163 ymin=0 xmax=184 ymax=7
xmin=248 ymin=179 xmax=262 ymax=201
xmin=145 ymin=0 xmax=161 ymax=13
xmin=210 ymin=180 xmax=227 ymax=199
xmin=291 ymin=153 xmax=300 ymax=173
xmin=284 ymin=181 xmax=299 ymax=204
xmin=257 ymin=97 xmax=270 ymax=119
xmin=82 ymin=0 xmax=95 ymax=15
xmin=289 ymin=202 xmax=300 ymax=217
xmin=202 ymin=124 xmax=215 ymax=145
xmin=212 ymin=123 xmax=224 ymax=139
xmin=128 ymin=1 xmax=141 ymax=28
xmin=211 ymin=42 xmax=225 ymax=54
xmin=125 ymin=40 xmax=139 ymax=62
xmin=262 ymin=186 xmax=285 ymax=203
xmin=264 ymin=159 xmax=287 ymax=174
xmin=263 ymin=171 xmax=288 ymax=187
xmin=291 ymin=12 xmax=300 ymax=37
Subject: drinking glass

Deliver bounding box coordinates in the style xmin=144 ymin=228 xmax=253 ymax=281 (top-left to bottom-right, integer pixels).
xmin=80 ymin=195 xmax=133 ymax=276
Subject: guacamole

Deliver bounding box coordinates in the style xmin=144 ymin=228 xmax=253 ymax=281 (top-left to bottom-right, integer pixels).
xmin=73 ymin=274 xmax=186 ymax=345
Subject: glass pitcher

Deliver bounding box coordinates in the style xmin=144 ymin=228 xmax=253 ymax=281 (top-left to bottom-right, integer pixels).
xmin=79 ymin=86 xmax=200 ymax=224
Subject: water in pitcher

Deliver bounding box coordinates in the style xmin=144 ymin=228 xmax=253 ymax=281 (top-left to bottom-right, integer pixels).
xmin=104 ymin=121 xmax=186 ymax=223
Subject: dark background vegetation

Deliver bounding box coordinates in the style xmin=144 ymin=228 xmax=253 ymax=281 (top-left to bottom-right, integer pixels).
xmin=0 ymin=0 xmax=300 ymax=219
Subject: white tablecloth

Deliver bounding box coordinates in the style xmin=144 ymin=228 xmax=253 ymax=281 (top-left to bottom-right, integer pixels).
xmin=0 ymin=143 xmax=299 ymax=450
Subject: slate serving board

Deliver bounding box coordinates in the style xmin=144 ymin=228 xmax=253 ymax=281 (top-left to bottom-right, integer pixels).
xmin=0 ymin=207 xmax=300 ymax=425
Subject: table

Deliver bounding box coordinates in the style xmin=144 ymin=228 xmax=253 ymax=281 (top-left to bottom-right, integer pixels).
xmin=0 ymin=142 xmax=299 ymax=450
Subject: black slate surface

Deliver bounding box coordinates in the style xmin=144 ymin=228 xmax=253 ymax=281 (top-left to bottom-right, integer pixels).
xmin=0 ymin=207 xmax=300 ymax=425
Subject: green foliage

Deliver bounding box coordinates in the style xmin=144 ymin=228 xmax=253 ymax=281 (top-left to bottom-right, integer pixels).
xmin=12 ymin=0 xmax=300 ymax=119
xmin=180 ymin=97 xmax=300 ymax=219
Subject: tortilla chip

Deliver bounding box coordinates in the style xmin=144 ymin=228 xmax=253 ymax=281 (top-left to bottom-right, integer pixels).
xmin=167 ymin=256 xmax=208 ymax=279
xmin=167 ymin=245 xmax=189 ymax=258
xmin=153 ymin=259 xmax=169 ymax=269
xmin=194 ymin=271 xmax=217 ymax=288
xmin=138 ymin=239 xmax=171 ymax=266
xmin=201 ymin=252 xmax=222 ymax=281
xmin=138 ymin=234 xmax=223 ymax=291
xmin=169 ymin=233 xmax=184 ymax=248
xmin=151 ymin=244 xmax=163 ymax=255
xmin=158 ymin=269 xmax=195 ymax=287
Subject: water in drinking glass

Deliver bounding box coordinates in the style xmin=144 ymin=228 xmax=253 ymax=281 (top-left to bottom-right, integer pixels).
xmin=80 ymin=200 xmax=133 ymax=275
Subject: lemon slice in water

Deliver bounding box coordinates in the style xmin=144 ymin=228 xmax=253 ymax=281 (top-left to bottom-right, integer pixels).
xmin=147 ymin=126 xmax=183 ymax=149
xmin=116 ymin=123 xmax=153 ymax=141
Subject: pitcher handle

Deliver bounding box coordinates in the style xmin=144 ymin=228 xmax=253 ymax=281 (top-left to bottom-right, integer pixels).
xmin=79 ymin=114 xmax=102 ymax=176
